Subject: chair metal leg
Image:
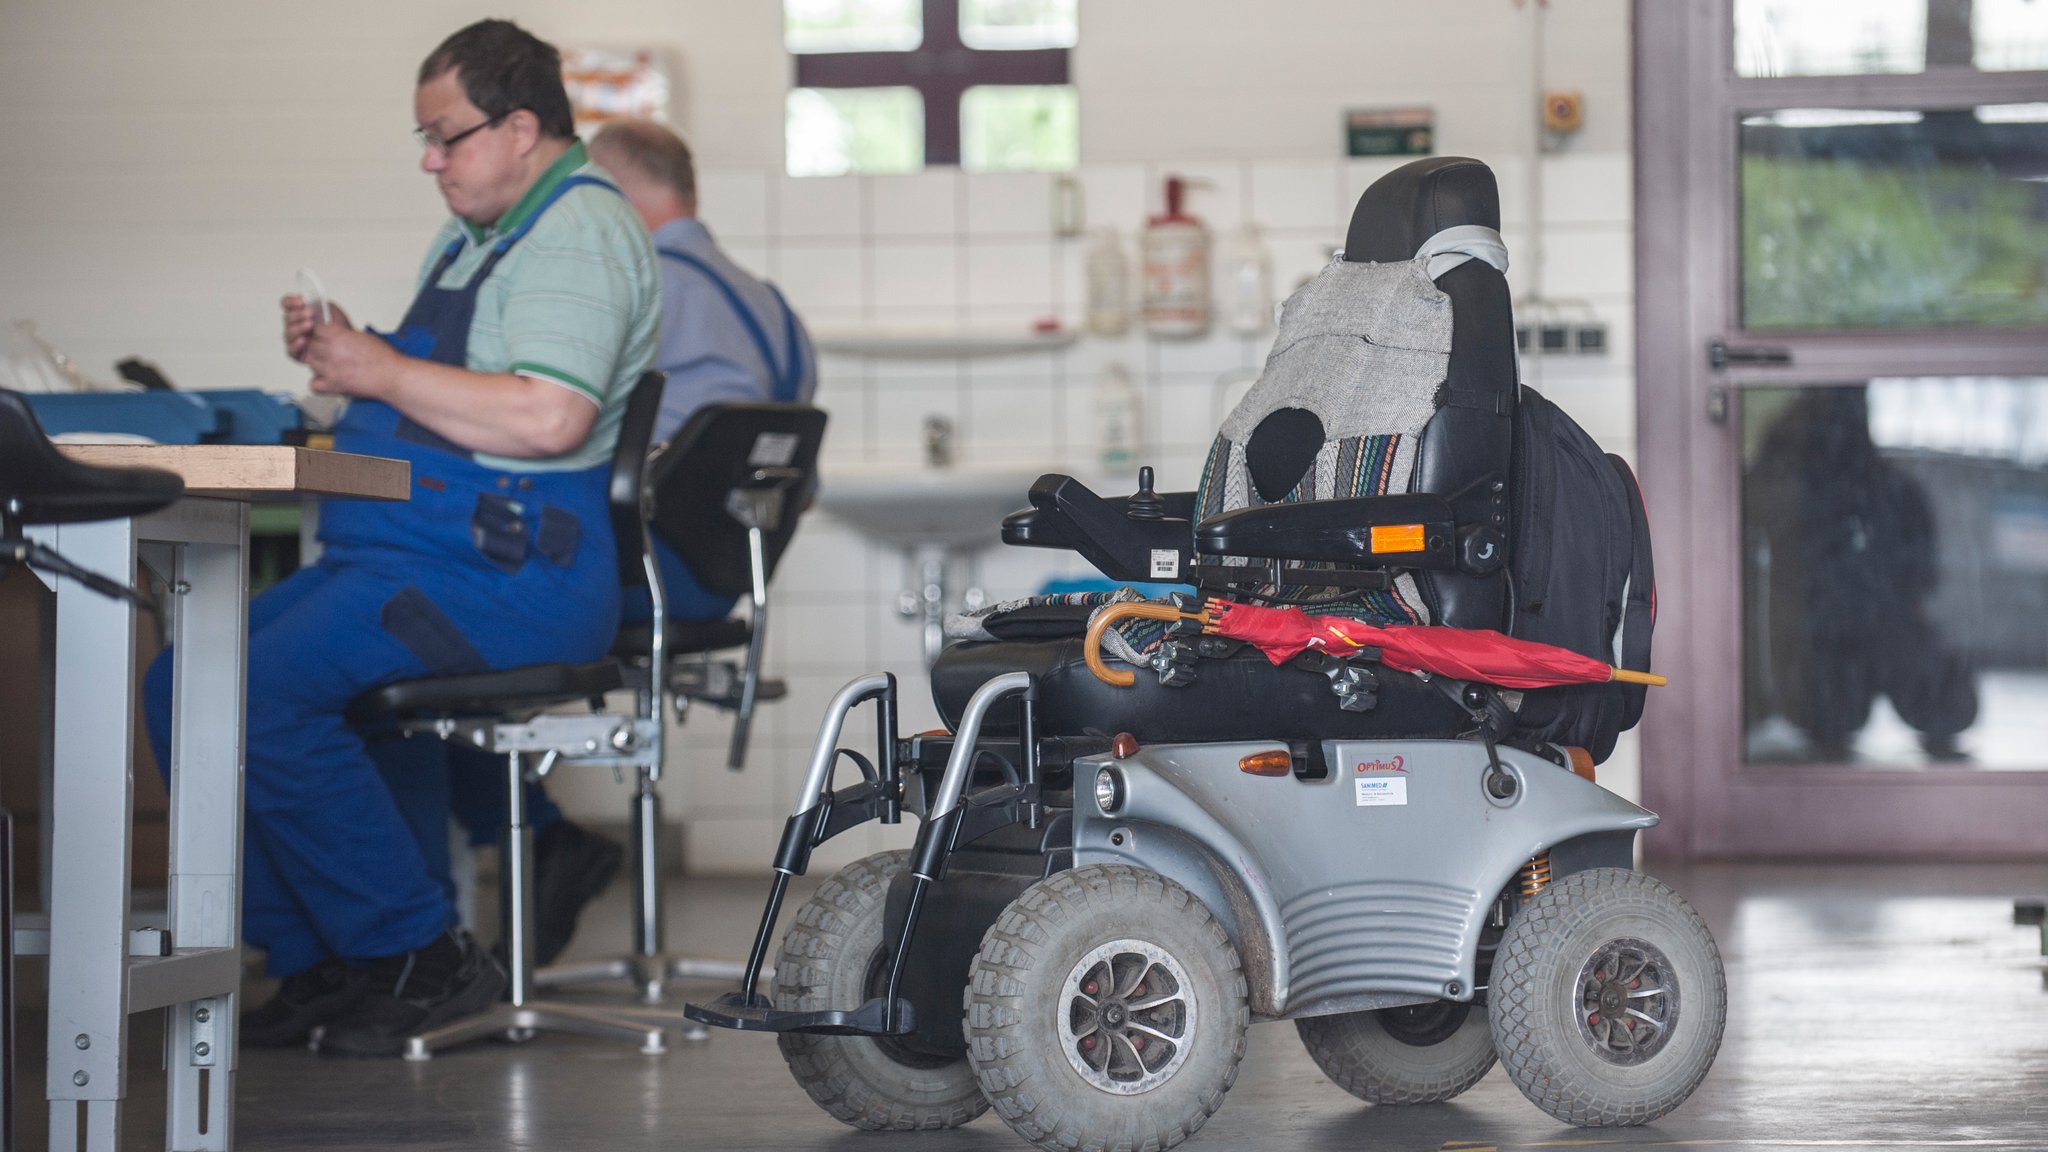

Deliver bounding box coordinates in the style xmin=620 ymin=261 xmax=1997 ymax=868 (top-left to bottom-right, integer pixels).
xmin=405 ymin=750 xmax=669 ymax=1059
xmin=532 ymin=775 xmax=761 ymax=1037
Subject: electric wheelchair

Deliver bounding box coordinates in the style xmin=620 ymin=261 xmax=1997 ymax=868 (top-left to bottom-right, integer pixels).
xmin=687 ymin=157 xmax=1725 ymax=1148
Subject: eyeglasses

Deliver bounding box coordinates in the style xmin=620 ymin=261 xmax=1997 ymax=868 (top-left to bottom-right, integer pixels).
xmin=413 ymin=111 xmax=510 ymax=155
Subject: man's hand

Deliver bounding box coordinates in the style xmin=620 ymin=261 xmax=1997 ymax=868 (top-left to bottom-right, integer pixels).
xmin=301 ymin=304 xmax=403 ymax=400
xmin=280 ymin=293 xmax=342 ymax=363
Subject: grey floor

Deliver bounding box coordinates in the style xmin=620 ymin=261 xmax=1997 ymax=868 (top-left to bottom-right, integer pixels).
xmin=14 ymin=860 xmax=2048 ymax=1151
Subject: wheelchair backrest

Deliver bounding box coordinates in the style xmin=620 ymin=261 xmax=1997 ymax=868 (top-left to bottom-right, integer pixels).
xmin=1195 ymin=156 xmax=1516 ymax=630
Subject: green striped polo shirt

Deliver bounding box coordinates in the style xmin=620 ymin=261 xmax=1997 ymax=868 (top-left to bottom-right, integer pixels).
xmin=415 ymin=140 xmax=660 ymax=472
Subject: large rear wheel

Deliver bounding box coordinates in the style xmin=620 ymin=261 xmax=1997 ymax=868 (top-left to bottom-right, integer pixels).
xmin=1488 ymin=868 xmax=1726 ymax=1126
xmin=774 ymin=851 xmax=988 ymax=1130
xmin=964 ymin=863 xmax=1249 ymax=1152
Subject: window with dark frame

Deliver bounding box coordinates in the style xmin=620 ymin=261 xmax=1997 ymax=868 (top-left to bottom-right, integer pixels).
xmin=786 ymin=0 xmax=1078 ymax=176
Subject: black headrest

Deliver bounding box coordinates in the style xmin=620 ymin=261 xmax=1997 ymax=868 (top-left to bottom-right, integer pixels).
xmin=1343 ymin=156 xmax=1501 ymax=265
xmin=0 ymin=389 xmax=184 ymax=527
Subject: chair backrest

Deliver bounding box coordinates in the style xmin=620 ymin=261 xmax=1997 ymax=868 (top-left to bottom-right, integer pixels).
xmin=607 ymin=370 xmax=668 ymax=592
xmin=0 ymin=388 xmax=184 ymax=529
xmin=644 ymin=402 xmax=828 ymax=598
xmin=1206 ymin=156 xmax=1516 ymax=630
xmin=1348 ymin=157 xmax=1517 ymax=630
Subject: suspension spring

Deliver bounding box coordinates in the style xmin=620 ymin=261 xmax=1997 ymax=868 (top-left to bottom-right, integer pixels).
xmin=1518 ymin=850 xmax=1553 ymax=898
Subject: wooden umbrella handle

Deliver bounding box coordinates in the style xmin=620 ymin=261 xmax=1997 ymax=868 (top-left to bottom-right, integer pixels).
xmin=1609 ymin=668 xmax=1669 ymax=687
xmin=1084 ymin=601 xmax=1195 ymax=687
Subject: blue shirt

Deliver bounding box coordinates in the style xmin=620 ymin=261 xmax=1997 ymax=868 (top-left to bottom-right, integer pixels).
xmin=648 ymin=218 xmax=817 ymax=443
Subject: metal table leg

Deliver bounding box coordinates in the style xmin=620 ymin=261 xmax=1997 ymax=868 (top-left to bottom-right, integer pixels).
xmin=35 ymin=502 xmax=247 ymax=1152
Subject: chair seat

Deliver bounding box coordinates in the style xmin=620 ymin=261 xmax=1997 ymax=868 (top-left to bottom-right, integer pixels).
xmin=932 ymin=638 xmax=1472 ymax=744
xmin=611 ymin=616 xmax=753 ymax=660
xmin=346 ymin=660 xmax=624 ymax=727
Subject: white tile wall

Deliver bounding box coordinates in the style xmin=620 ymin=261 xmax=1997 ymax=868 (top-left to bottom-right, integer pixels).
xmin=0 ymin=0 xmax=1642 ymax=874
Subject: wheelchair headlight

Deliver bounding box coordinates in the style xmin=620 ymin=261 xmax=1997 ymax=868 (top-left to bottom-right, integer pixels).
xmin=1094 ymin=767 xmax=1125 ymax=815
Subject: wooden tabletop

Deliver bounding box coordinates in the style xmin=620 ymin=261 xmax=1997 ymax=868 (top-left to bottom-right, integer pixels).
xmin=57 ymin=444 xmax=409 ymax=502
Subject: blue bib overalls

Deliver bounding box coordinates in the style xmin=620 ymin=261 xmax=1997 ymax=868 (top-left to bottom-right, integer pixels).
xmin=145 ymin=176 xmax=627 ymax=977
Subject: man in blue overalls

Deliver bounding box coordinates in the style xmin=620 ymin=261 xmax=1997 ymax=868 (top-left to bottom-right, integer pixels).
xmin=442 ymin=116 xmax=818 ymax=963
xmin=142 ymin=19 xmax=660 ymax=1058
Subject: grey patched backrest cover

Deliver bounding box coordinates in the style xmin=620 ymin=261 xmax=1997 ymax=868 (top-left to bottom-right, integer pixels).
xmin=1191 ymin=228 xmax=1508 ymax=624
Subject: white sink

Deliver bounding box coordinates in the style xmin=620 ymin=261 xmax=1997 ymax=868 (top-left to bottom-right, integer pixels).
xmin=817 ymin=461 xmax=1051 ymax=552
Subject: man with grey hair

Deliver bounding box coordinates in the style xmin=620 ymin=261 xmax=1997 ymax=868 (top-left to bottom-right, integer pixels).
xmin=590 ymin=117 xmax=818 ymax=620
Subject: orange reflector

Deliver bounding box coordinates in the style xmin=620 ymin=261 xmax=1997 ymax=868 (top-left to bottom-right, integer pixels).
xmin=1564 ymin=746 xmax=1596 ymax=783
xmin=1238 ymin=750 xmax=1292 ymax=777
xmin=1111 ymin=732 xmax=1139 ymax=759
xmin=1370 ymin=523 xmax=1426 ymax=553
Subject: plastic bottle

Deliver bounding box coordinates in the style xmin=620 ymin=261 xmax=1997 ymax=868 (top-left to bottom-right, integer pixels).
xmin=1084 ymin=228 xmax=1130 ymax=337
xmin=1224 ymin=224 xmax=1274 ymax=335
xmin=1095 ymin=361 xmax=1141 ymax=471
xmin=1141 ymin=175 xmax=1211 ymax=338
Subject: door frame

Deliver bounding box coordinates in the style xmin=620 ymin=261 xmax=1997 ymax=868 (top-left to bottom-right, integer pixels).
xmin=1634 ymin=0 xmax=2048 ymax=858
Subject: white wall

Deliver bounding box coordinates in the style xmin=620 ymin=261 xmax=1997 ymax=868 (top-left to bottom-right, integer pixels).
xmin=0 ymin=0 xmax=1641 ymax=874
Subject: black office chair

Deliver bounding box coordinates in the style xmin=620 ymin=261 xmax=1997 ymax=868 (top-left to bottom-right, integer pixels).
xmin=349 ymin=390 xmax=828 ymax=1053
xmin=536 ymin=403 xmax=827 ymax=1018
xmin=1 ymin=388 xmax=184 ymax=1149
xmin=346 ymin=371 xmax=673 ymax=1058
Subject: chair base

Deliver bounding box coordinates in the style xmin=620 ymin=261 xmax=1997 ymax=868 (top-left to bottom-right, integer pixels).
xmin=402 ymin=999 xmax=668 ymax=1060
xmin=536 ymin=952 xmax=776 ymax=1040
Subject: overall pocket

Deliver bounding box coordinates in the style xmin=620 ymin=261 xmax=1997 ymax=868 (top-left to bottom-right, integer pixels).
xmin=470 ymin=492 xmax=529 ymax=573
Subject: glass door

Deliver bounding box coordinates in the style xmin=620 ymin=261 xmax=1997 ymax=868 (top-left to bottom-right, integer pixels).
xmin=1637 ymin=0 xmax=2048 ymax=856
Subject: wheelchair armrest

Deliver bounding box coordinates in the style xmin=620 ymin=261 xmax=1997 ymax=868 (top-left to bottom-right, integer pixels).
xmin=999 ymin=473 xmax=1196 ymax=584
xmin=1194 ymin=493 xmax=1469 ymax=570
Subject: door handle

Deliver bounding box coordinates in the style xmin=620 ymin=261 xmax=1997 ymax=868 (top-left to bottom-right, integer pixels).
xmin=1707 ymin=338 xmax=1792 ymax=371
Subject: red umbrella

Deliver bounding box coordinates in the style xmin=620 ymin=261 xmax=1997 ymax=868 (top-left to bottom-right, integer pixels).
xmin=1084 ymin=599 xmax=1665 ymax=690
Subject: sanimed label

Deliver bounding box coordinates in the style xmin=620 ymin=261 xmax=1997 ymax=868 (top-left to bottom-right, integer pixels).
xmin=1150 ymin=549 xmax=1180 ymax=579
xmin=1370 ymin=523 xmax=1426 ymax=553
xmin=1355 ymin=776 xmax=1409 ymax=806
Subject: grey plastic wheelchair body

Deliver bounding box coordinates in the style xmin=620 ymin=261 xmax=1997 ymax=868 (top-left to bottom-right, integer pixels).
xmin=691 ymin=668 xmax=1651 ymax=1029
xmin=1076 ymin=736 xmax=1651 ymax=1020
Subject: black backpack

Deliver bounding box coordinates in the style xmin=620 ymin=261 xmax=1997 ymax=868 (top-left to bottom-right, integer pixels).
xmin=1506 ymin=386 xmax=1657 ymax=762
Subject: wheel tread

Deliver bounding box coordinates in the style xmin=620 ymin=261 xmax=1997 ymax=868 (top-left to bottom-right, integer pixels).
xmin=964 ymin=864 xmax=1250 ymax=1152
xmin=1488 ymin=868 xmax=1726 ymax=1127
xmin=775 ymin=851 xmax=989 ymax=1131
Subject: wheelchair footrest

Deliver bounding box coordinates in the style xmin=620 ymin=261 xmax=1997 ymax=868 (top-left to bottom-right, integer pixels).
xmin=682 ymin=991 xmax=915 ymax=1036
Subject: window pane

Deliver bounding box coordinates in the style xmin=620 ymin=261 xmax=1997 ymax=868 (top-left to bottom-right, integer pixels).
xmin=1741 ymin=379 xmax=2048 ymax=768
xmin=787 ymin=87 xmax=923 ymax=177
xmin=1735 ymin=0 xmax=1930 ymax=76
xmin=960 ymin=0 xmax=1078 ymax=50
xmin=1976 ymin=0 xmax=2048 ymax=71
xmin=1739 ymin=106 xmax=2048 ymax=330
xmin=961 ymin=85 xmax=1077 ymax=172
xmin=1737 ymin=0 xmax=2048 ymax=76
xmin=785 ymin=0 xmax=921 ymax=54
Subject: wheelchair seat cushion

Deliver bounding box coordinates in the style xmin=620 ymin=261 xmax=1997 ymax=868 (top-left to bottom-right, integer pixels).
xmin=931 ymin=638 xmax=1471 ymax=744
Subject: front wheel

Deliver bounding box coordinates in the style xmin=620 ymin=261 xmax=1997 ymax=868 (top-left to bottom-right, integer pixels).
xmin=1488 ymin=868 xmax=1726 ymax=1126
xmin=773 ymin=851 xmax=988 ymax=1131
xmin=964 ymin=864 xmax=1249 ymax=1152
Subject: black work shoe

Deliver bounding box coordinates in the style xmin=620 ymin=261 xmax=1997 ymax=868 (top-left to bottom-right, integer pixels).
xmin=529 ymin=819 xmax=624 ymax=967
xmin=241 ymin=957 xmax=370 ymax=1048
xmin=318 ymin=929 xmax=506 ymax=1059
